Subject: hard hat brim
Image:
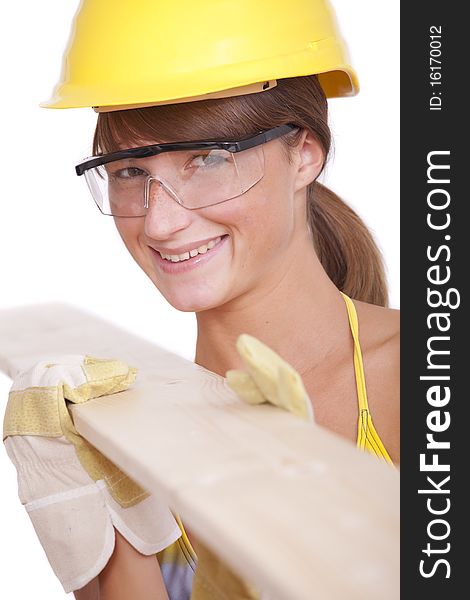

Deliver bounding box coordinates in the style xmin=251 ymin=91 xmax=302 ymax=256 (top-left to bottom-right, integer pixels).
xmin=40 ymin=37 xmax=359 ymax=110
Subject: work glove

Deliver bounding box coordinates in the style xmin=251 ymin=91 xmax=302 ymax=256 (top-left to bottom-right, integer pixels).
xmin=226 ymin=333 xmax=314 ymax=422
xmin=3 ymin=355 xmax=181 ymax=593
xmin=190 ymin=334 xmax=314 ymax=600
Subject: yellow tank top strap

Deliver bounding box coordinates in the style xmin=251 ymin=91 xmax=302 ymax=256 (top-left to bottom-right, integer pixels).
xmin=339 ymin=292 xmax=394 ymax=466
xmin=173 ymin=512 xmax=198 ymax=562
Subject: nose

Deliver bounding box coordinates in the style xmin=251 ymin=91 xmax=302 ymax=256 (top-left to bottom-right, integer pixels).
xmin=144 ymin=177 xmax=192 ymax=239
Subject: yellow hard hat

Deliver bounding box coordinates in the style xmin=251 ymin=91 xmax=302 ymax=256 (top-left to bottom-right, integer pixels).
xmin=41 ymin=0 xmax=359 ymax=111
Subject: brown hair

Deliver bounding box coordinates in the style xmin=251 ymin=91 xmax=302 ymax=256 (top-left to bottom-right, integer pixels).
xmin=93 ymin=75 xmax=388 ymax=306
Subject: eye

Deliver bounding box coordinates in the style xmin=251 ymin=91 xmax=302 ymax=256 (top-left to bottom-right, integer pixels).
xmin=111 ymin=166 xmax=148 ymax=179
xmin=188 ymin=152 xmax=229 ymax=169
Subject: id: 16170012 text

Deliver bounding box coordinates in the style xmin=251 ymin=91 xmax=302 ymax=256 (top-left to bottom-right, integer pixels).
xmin=429 ymin=25 xmax=443 ymax=111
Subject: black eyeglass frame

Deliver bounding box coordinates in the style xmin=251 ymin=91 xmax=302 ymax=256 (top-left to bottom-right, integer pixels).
xmin=75 ymin=123 xmax=299 ymax=176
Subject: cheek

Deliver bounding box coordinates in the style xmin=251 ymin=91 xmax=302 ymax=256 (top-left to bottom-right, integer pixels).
xmin=113 ymin=217 xmax=145 ymax=262
xmin=208 ymin=160 xmax=292 ymax=229
xmin=204 ymin=177 xmax=294 ymax=273
xmin=241 ymin=177 xmax=295 ymax=248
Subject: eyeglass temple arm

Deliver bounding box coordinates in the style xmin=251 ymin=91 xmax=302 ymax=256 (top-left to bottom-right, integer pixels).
xmin=224 ymin=124 xmax=300 ymax=153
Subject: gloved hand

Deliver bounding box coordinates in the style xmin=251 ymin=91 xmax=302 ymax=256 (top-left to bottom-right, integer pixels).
xmin=3 ymin=355 xmax=181 ymax=593
xmin=190 ymin=334 xmax=314 ymax=600
xmin=226 ymin=333 xmax=314 ymax=422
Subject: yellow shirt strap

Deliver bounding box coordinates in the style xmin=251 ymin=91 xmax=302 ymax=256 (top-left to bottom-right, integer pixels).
xmin=339 ymin=292 xmax=394 ymax=466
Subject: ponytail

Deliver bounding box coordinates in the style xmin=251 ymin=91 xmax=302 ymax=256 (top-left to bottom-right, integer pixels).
xmin=307 ymin=181 xmax=388 ymax=307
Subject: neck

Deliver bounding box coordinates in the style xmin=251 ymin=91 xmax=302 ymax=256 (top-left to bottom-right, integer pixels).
xmin=194 ymin=232 xmax=349 ymax=379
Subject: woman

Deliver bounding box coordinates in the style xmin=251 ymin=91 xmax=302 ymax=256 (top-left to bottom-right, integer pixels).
xmin=4 ymin=0 xmax=399 ymax=598
xmin=84 ymin=78 xmax=400 ymax=600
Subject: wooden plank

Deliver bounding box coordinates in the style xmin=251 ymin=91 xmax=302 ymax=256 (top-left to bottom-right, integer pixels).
xmin=0 ymin=303 xmax=399 ymax=600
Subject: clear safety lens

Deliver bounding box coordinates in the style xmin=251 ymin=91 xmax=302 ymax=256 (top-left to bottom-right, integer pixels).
xmin=84 ymin=146 xmax=265 ymax=217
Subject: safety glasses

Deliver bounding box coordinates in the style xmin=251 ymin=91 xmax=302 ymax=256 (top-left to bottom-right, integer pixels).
xmin=75 ymin=123 xmax=299 ymax=216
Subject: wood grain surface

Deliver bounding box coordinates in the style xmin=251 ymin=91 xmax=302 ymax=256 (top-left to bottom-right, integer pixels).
xmin=0 ymin=303 xmax=399 ymax=600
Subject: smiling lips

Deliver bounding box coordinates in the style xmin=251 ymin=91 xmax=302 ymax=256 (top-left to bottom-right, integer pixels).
xmin=158 ymin=235 xmax=224 ymax=262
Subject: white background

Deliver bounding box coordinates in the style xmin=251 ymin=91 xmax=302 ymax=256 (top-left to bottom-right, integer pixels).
xmin=0 ymin=1 xmax=399 ymax=597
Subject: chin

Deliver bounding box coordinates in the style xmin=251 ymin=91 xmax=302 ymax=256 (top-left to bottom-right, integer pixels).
xmin=159 ymin=287 xmax=227 ymax=313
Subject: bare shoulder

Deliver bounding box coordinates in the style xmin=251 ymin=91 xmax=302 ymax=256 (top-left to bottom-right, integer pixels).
xmin=353 ymin=300 xmax=400 ymax=464
xmin=353 ymin=300 xmax=400 ymax=350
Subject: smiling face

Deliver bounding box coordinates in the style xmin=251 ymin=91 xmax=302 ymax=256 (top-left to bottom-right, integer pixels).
xmin=112 ymin=129 xmax=323 ymax=313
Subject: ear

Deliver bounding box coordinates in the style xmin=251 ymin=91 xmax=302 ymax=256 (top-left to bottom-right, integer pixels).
xmin=293 ymin=129 xmax=325 ymax=193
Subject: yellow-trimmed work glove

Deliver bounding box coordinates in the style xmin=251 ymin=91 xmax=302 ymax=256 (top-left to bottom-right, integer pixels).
xmin=190 ymin=334 xmax=314 ymax=600
xmin=3 ymin=355 xmax=181 ymax=593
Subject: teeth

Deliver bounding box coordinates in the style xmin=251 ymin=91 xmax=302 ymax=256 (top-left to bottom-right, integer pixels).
xmin=159 ymin=236 xmax=222 ymax=262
